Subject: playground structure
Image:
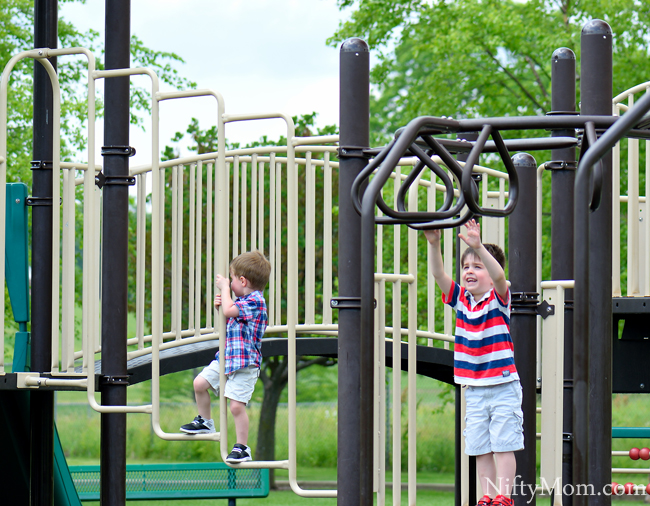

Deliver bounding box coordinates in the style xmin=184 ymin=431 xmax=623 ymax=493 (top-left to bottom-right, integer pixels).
xmin=2 ymin=6 xmax=650 ymax=506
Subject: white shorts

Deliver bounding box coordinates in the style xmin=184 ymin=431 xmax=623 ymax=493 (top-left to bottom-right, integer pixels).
xmin=463 ymin=380 xmax=524 ymax=455
xmin=199 ymin=361 xmax=260 ymax=405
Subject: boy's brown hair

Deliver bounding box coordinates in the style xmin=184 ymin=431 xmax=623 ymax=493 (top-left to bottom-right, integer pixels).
xmin=461 ymin=243 xmax=506 ymax=270
xmin=230 ymin=251 xmax=271 ymax=291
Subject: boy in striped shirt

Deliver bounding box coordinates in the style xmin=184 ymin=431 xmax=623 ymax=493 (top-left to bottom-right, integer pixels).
xmin=425 ymin=219 xmax=523 ymax=506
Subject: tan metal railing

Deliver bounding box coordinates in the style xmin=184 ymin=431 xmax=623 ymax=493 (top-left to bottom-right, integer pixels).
xmin=613 ymin=83 xmax=650 ymax=296
xmin=1 ymin=46 xmax=522 ymax=503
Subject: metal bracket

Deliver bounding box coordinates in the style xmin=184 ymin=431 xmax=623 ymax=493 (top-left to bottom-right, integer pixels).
xmin=511 ymin=292 xmax=540 ymax=316
xmin=99 ymin=375 xmax=130 ymax=386
xmin=26 ymin=196 xmax=54 ymax=207
xmin=101 ymin=145 xmax=136 ymax=157
xmin=330 ymin=297 xmax=376 ymax=309
xmin=338 ymin=145 xmax=371 ymax=159
xmin=538 ymin=299 xmax=555 ymax=319
xmin=30 ymin=160 xmax=53 ymax=170
xmin=95 ymin=172 xmax=136 ymax=189
xmin=562 ymin=432 xmax=573 ymax=442
xmin=544 ymin=160 xmax=578 ymax=171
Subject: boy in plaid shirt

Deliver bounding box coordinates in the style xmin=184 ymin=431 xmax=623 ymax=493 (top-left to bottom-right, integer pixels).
xmin=181 ymin=251 xmax=271 ymax=463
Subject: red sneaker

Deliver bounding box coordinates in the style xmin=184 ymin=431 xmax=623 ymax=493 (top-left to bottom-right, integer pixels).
xmin=477 ymin=495 xmax=493 ymax=506
xmin=492 ymin=495 xmax=514 ymax=506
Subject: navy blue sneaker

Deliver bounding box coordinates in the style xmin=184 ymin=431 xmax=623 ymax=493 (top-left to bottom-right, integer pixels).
xmin=226 ymin=443 xmax=252 ymax=463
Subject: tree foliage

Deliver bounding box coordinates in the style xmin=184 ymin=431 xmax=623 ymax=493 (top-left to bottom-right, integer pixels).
xmin=1 ymin=0 xmax=195 ymax=183
xmin=329 ymin=0 xmax=650 ymax=143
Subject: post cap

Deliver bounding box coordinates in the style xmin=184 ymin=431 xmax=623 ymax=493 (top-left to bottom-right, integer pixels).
xmin=552 ymin=47 xmax=575 ymax=61
xmin=511 ymin=152 xmax=537 ymax=168
xmin=582 ymin=19 xmax=612 ymax=35
xmin=341 ymin=37 xmax=369 ymax=53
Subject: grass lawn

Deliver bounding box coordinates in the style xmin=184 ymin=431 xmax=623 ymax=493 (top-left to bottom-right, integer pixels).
xmin=79 ymin=488 xmax=455 ymax=506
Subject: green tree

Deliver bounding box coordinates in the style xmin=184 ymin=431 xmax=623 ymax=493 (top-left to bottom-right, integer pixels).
xmin=1 ymin=0 xmax=195 ymax=183
xmin=329 ymin=0 xmax=650 ymax=311
xmin=329 ymin=0 xmax=650 ymax=144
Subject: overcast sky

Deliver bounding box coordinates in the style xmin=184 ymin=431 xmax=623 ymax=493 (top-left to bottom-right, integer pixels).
xmin=60 ymin=0 xmax=349 ymax=166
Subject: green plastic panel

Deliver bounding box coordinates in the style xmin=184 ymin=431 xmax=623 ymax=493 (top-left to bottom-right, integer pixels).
xmin=5 ymin=183 xmax=29 ymax=323
xmin=54 ymin=425 xmax=83 ymax=506
xmin=69 ymin=463 xmax=270 ymax=501
xmin=612 ymin=427 xmax=650 ymax=438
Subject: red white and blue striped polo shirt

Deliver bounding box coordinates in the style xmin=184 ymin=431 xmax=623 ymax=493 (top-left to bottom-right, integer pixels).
xmin=215 ymin=290 xmax=267 ymax=375
xmin=442 ymin=281 xmax=519 ymax=386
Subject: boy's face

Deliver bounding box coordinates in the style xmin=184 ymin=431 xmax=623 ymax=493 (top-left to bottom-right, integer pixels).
xmin=230 ymin=271 xmax=247 ymax=297
xmin=461 ymin=253 xmax=493 ymax=299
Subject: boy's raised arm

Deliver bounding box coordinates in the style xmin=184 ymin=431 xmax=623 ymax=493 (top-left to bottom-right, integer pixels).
xmin=424 ymin=229 xmax=453 ymax=297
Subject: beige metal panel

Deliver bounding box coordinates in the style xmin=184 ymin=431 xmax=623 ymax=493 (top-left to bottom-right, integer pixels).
xmin=646 ymin=143 xmax=650 ymax=296
xmin=305 ymin=152 xmax=315 ymax=324
xmin=540 ymin=280 xmax=574 ymax=506
xmin=149 ymin=88 xmax=226 ymax=435
xmin=628 ymin=93 xmax=640 ymax=296
xmin=136 ymin=173 xmax=147 ymax=349
xmin=251 ymin=154 xmax=258 ymax=251
xmin=392 ymin=166 xmax=402 ymax=504
xmin=232 ymin=157 xmax=240 ymax=258
xmin=392 ymin=279 xmax=402 ymax=506
xmin=376 ymin=279 xmax=387 ymax=506
xmin=61 ymin=167 xmax=75 ymax=372
xmin=612 ymin=120 xmax=622 ymax=296
xmin=258 ymin=158 xmax=265 ymax=255
xmin=269 ymin=156 xmax=277 ymax=324
xmin=241 ymin=161 xmax=248 ymax=254
xmin=444 ymin=225 xmax=454 ymax=350
xmin=612 ymin=468 xmax=650 ymax=474
xmin=275 ymin=159 xmax=282 ymax=325
xmin=536 ymin=165 xmax=546 ymax=387
xmin=373 ymin=281 xmax=380 ymax=495
xmin=194 ymin=162 xmax=204 ymax=336
xmin=427 ymin=171 xmax=437 ymax=348
xmin=170 ymin=165 xmax=179 ymax=336
xmin=638 ymin=199 xmax=647 ymax=295
xmin=188 ymin=163 xmax=197 ymax=334
xmin=205 ymin=163 xmax=214 ymax=330
xmin=407 ymin=180 xmax=418 ymax=505
xmin=482 ymin=197 xmax=501 ymax=245
xmin=499 ymin=178 xmax=505 ymax=250
xmin=323 ymin=152 xmax=333 ymax=324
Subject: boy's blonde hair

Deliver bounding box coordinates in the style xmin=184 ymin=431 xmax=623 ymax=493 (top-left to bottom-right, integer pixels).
xmin=230 ymin=251 xmax=271 ymax=291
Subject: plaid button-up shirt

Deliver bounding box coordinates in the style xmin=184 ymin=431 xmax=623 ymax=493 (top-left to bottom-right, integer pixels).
xmin=216 ymin=290 xmax=267 ymax=374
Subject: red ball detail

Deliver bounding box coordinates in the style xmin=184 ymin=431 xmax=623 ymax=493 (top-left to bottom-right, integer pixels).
xmin=640 ymin=447 xmax=650 ymax=460
xmin=624 ymin=482 xmax=635 ymax=495
xmin=630 ymin=447 xmax=640 ymax=460
xmin=612 ymin=482 xmax=621 ymax=495
xmin=646 ymin=483 xmax=650 ymax=495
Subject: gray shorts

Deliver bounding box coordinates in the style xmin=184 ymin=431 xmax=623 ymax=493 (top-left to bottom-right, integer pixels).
xmin=463 ymin=380 xmax=524 ymax=455
xmin=199 ymin=361 xmax=260 ymax=405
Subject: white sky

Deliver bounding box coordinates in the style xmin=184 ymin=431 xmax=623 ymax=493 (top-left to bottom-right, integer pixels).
xmin=59 ymin=0 xmax=348 ymax=167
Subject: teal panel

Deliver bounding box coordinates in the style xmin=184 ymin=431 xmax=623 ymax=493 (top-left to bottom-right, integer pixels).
xmin=54 ymin=425 xmax=83 ymax=506
xmin=612 ymin=427 xmax=650 ymax=438
xmin=69 ymin=463 xmax=270 ymax=501
xmin=5 ymin=183 xmax=29 ymax=323
xmin=11 ymin=331 xmax=30 ymax=373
